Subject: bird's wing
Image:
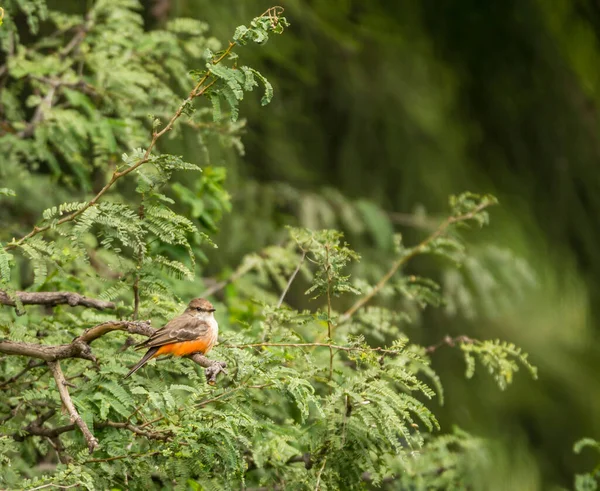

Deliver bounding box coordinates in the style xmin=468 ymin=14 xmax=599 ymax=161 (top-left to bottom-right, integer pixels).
xmin=137 ymin=315 xmax=210 ymax=349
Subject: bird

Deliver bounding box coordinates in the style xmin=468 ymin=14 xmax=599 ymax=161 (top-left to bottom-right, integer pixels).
xmin=124 ymin=298 xmax=218 ymax=378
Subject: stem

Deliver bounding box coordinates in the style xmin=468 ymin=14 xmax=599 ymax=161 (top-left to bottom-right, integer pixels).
xmin=6 ymin=61 xmax=220 ymax=251
xmin=314 ymin=456 xmax=327 ymax=490
xmin=340 ymin=201 xmax=494 ymax=322
xmin=277 ymin=250 xmax=306 ymax=308
xmin=224 ymin=342 xmax=400 ymax=355
xmin=325 ymin=246 xmax=333 ymax=382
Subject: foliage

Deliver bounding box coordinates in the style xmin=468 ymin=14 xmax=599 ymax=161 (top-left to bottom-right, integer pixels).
xmin=0 ymin=1 xmax=538 ymax=490
xmin=574 ymin=438 xmax=600 ymax=491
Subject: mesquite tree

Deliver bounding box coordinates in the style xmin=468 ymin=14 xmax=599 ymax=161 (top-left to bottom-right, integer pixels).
xmin=0 ymin=2 xmax=536 ymax=489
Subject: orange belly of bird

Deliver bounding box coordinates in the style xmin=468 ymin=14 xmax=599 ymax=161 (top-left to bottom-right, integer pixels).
xmin=154 ymin=339 xmax=212 ymax=357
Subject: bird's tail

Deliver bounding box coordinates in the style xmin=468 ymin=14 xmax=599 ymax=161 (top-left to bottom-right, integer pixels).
xmin=124 ymin=347 xmax=159 ymax=379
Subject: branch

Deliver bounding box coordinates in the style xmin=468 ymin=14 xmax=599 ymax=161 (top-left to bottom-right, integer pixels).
xmin=0 ymin=359 xmax=45 ymax=389
xmin=340 ymin=201 xmax=494 ymax=322
xmin=5 ymin=44 xmax=230 ymax=252
xmin=223 ymin=342 xmax=400 ymax=355
xmin=48 ymin=360 xmax=98 ymax=453
xmin=200 ymin=261 xmax=256 ymax=298
xmin=188 ymin=353 xmax=228 ymax=385
xmin=277 ymin=250 xmax=306 ymax=308
xmin=0 ymin=290 xmax=115 ymax=310
xmin=425 ymin=335 xmax=475 ymax=354
xmin=0 ymin=319 xmax=227 ymax=384
xmin=85 ymin=451 xmax=159 ymax=464
xmin=96 ymin=421 xmax=171 ymax=441
xmin=0 ymin=321 xmax=152 ymax=362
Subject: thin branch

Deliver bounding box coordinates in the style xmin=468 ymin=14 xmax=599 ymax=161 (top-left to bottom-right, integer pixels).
xmin=85 ymin=451 xmax=160 ymax=464
xmin=425 ymin=335 xmax=475 ymax=354
xmin=195 ymin=383 xmax=272 ymax=408
xmin=0 ymin=359 xmax=45 ymax=389
xmin=325 ymin=246 xmax=334 ymax=382
xmin=25 ymin=484 xmax=81 ymax=491
xmin=314 ymin=456 xmax=327 ymax=491
xmin=5 ymin=48 xmax=226 ymax=252
xmin=48 ymin=361 xmax=98 ymax=453
xmin=96 ymin=421 xmax=171 ymax=441
xmin=340 ymin=201 xmax=494 ymax=322
xmin=223 ymin=342 xmax=400 ymax=355
xmin=277 ymin=250 xmax=306 ymax=308
xmin=200 ymin=261 xmax=256 ymax=298
xmin=0 ymin=291 xmax=115 ymax=310
xmin=387 ymin=211 xmax=439 ymax=230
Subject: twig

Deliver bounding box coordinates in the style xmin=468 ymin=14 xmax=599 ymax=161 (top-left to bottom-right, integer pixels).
xmin=96 ymin=421 xmax=171 ymax=441
xmin=200 ymin=261 xmax=256 ymax=298
xmin=325 ymin=246 xmax=334 ymax=382
xmin=387 ymin=211 xmax=439 ymax=230
xmin=5 ymin=45 xmax=227 ymax=252
xmin=425 ymin=335 xmax=475 ymax=354
xmin=314 ymin=456 xmax=327 ymax=490
xmin=0 ymin=359 xmax=45 ymax=389
xmin=25 ymin=483 xmax=81 ymax=491
xmin=277 ymin=251 xmax=306 ymax=308
xmin=47 ymin=361 xmax=98 ymax=453
xmin=195 ymin=383 xmax=271 ymax=408
xmin=340 ymin=201 xmax=494 ymax=322
xmin=85 ymin=451 xmax=159 ymax=464
xmin=0 ymin=290 xmax=115 ymax=310
xmin=223 ymin=342 xmax=400 ymax=355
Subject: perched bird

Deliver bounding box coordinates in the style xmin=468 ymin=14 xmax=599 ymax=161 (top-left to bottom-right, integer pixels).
xmin=124 ymin=298 xmax=218 ymax=378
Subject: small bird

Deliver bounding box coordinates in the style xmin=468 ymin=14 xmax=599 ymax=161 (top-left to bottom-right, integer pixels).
xmin=124 ymin=298 xmax=218 ymax=378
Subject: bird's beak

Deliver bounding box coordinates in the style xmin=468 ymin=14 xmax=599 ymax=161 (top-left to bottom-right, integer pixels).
xmin=209 ymin=308 xmax=216 ymax=312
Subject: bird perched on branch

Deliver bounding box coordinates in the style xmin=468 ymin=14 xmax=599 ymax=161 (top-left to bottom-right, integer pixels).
xmin=124 ymin=298 xmax=218 ymax=378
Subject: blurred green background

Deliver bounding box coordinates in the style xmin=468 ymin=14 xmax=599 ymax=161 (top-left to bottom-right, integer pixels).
xmin=152 ymin=0 xmax=600 ymax=488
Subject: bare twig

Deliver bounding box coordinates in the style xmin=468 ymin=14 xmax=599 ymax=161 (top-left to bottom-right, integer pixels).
xmin=0 ymin=359 xmax=45 ymax=389
xmin=425 ymin=335 xmax=475 ymax=354
xmin=96 ymin=421 xmax=171 ymax=441
xmin=195 ymin=383 xmax=271 ymax=408
xmin=48 ymin=361 xmax=98 ymax=453
xmin=277 ymin=250 xmax=306 ymax=308
xmin=223 ymin=342 xmax=400 ymax=355
xmin=85 ymin=451 xmax=160 ymax=464
xmin=0 ymin=291 xmax=115 ymax=310
xmin=26 ymin=483 xmax=81 ymax=491
xmin=314 ymin=456 xmax=327 ymax=490
xmin=340 ymin=202 xmax=494 ymax=322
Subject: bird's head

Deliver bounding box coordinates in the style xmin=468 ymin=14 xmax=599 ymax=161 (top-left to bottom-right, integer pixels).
xmin=186 ymin=298 xmax=216 ymax=318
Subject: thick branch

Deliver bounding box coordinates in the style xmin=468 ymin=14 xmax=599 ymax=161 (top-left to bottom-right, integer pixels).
xmin=0 ymin=321 xmax=152 ymax=362
xmin=48 ymin=361 xmax=98 ymax=453
xmin=0 ymin=291 xmax=115 ymax=310
xmin=0 ymin=320 xmax=227 ymax=384
xmin=340 ymin=201 xmax=494 ymax=322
